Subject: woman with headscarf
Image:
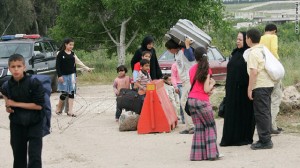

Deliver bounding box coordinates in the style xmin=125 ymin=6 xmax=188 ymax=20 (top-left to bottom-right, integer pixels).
xmin=131 ymin=36 xmax=162 ymax=80
xmin=220 ymin=32 xmax=255 ymax=146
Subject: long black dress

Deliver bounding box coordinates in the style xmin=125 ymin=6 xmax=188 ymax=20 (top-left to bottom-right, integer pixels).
xmin=131 ymin=36 xmax=162 ymax=80
xmin=220 ymin=33 xmax=255 ymax=146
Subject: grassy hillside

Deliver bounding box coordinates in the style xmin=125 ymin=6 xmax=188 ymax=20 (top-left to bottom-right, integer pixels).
xmin=224 ymin=1 xmax=296 ymax=12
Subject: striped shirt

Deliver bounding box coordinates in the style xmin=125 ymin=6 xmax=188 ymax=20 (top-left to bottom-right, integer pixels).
xmin=136 ymin=70 xmax=151 ymax=88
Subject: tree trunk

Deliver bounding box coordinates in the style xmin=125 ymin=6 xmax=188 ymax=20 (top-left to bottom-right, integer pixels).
xmin=118 ymin=20 xmax=127 ymax=65
xmin=98 ymin=14 xmax=138 ymax=65
xmin=34 ymin=20 xmax=39 ymax=34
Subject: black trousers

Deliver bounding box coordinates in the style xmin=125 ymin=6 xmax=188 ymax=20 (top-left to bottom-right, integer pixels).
xmin=116 ymin=99 xmax=122 ymax=119
xmin=252 ymin=87 xmax=273 ymax=143
xmin=10 ymin=121 xmax=43 ymax=168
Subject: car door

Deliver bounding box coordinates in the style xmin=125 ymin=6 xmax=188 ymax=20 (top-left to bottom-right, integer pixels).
xmin=32 ymin=42 xmax=49 ymax=74
xmin=42 ymin=41 xmax=57 ymax=78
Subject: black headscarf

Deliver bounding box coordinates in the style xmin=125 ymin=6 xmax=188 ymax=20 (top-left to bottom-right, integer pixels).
xmin=131 ymin=36 xmax=162 ymax=79
xmin=226 ymin=31 xmax=250 ymax=89
xmin=141 ymin=36 xmax=154 ymax=51
xmin=231 ymin=32 xmax=249 ymax=56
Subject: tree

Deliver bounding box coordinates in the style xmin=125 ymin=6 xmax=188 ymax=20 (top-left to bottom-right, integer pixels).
xmin=0 ymin=0 xmax=35 ymax=35
xmin=32 ymin=0 xmax=58 ymax=35
xmin=0 ymin=0 xmax=58 ymax=36
xmin=51 ymin=0 xmax=225 ymax=65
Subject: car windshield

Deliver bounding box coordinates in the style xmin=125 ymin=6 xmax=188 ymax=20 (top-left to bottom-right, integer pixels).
xmin=159 ymin=51 xmax=175 ymax=61
xmin=207 ymin=49 xmax=215 ymax=61
xmin=0 ymin=43 xmax=31 ymax=58
xmin=211 ymin=48 xmax=224 ymax=61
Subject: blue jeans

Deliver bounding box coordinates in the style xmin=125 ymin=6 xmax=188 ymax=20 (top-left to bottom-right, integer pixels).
xmin=177 ymin=83 xmax=185 ymax=124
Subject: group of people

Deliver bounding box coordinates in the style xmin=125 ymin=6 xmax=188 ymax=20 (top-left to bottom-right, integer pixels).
xmin=113 ymin=36 xmax=194 ymax=126
xmin=113 ymin=35 xmax=220 ymax=160
xmin=1 ymin=23 xmax=284 ymax=167
xmin=113 ymin=36 xmax=162 ymax=121
xmin=221 ymin=24 xmax=283 ymax=151
xmin=113 ymin=23 xmax=283 ymax=161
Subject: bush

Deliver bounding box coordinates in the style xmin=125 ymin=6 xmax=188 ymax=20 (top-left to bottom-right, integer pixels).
xmin=75 ymin=50 xmax=132 ymax=85
xmin=280 ymin=41 xmax=300 ymax=86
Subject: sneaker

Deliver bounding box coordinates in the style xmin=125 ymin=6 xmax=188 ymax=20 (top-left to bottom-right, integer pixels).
xmin=218 ymin=153 xmax=225 ymax=158
xmin=250 ymin=141 xmax=273 ymax=150
xmin=271 ymin=129 xmax=281 ymax=135
xmin=188 ymin=129 xmax=194 ymax=134
xmin=277 ymin=127 xmax=284 ymax=131
xmin=179 ymin=130 xmax=190 ymax=134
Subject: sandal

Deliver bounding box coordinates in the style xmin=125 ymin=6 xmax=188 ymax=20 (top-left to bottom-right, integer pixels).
xmin=56 ymin=112 xmax=62 ymax=115
xmin=179 ymin=130 xmax=190 ymax=134
xmin=67 ymin=113 xmax=77 ymax=117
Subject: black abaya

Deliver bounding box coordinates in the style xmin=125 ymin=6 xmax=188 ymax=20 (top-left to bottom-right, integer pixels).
xmin=220 ymin=33 xmax=255 ymax=146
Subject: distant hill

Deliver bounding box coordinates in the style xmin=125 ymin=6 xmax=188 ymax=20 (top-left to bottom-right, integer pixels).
xmin=223 ymin=0 xmax=277 ymax=4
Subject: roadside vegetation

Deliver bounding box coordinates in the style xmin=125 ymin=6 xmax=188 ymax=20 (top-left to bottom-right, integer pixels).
xmin=77 ymin=22 xmax=300 ymax=87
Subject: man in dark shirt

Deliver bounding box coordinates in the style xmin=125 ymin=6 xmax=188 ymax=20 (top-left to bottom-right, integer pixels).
xmin=1 ymin=54 xmax=45 ymax=168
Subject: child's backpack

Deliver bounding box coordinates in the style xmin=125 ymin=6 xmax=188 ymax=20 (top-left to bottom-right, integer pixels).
xmin=3 ymin=74 xmax=52 ymax=137
xmin=32 ymin=75 xmax=52 ymax=137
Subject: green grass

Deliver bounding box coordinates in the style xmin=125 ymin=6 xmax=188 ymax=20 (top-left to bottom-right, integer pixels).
xmin=75 ymin=49 xmax=132 ymax=85
xmin=75 ymin=45 xmax=168 ymax=85
xmin=279 ymin=41 xmax=300 ymax=86
xmin=277 ymin=112 xmax=300 ymax=134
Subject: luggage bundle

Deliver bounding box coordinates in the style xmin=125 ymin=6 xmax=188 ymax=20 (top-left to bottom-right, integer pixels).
xmin=116 ymin=88 xmax=144 ymax=114
xmin=119 ymin=111 xmax=140 ymax=131
xmin=165 ymin=19 xmax=212 ymax=48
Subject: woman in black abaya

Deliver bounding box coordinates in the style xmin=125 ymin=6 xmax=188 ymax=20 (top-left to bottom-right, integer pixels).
xmin=131 ymin=36 xmax=162 ymax=80
xmin=220 ymin=32 xmax=255 ymax=146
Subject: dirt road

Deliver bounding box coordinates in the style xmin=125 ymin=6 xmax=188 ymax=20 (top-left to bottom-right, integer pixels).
xmin=1 ymin=85 xmax=300 ymax=168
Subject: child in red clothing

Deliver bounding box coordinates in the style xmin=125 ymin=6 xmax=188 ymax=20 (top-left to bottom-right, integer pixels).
xmin=113 ymin=65 xmax=130 ymax=121
xmin=132 ymin=51 xmax=151 ymax=82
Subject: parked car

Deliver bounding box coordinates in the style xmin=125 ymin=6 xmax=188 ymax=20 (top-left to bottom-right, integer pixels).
xmin=158 ymin=46 xmax=228 ymax=82
xmin=0 ymin=34 xmax=58 ymax=91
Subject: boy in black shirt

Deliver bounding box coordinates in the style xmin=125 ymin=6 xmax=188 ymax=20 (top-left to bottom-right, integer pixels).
xmin=1 ymin=54 xmax=45 ymax=168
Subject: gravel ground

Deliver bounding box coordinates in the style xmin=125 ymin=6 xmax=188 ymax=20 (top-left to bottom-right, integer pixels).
xmin=1 ymin=85 xmax=300 ymax=168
